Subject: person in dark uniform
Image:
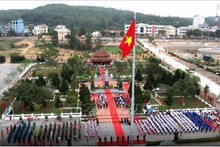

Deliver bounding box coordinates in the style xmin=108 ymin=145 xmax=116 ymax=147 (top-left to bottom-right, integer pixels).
xmin=137 ymin=135 xmax=139 ymax=142
xmin=117 ymin=136 xmax=119 ymax=143
xmin=127 ymin=135 xmax=130 ymax=142
xmin=104 ymin=136 xmax=107 ymax=143
xmin=143 ymin=135 xmax=146 ymax=141
xmin=110 ymin=136 xmax=113 ymax=143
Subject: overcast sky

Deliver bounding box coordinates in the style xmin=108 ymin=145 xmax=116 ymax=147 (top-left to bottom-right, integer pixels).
xmin=0 ymin=0 xmax=219 ymax=18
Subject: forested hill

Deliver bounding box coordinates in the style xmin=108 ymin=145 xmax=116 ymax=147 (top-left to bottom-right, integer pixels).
xmin=0 ymin=4 xmax=194 ymax=31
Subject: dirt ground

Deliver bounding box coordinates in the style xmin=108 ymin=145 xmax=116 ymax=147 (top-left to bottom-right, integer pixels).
xmin=1 ymin=38 xmax=83 ymax=63
xmin=155 ymin=40 xmax=220 ymax=61
xmin=1 ymin=39 xmax=151 ymax=63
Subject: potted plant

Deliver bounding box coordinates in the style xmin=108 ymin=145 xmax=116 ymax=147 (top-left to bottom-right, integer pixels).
xmin=45 ymin=115 xmax=48 ymax=121
xmin=55 ymin=109 xmax=62 ymax=121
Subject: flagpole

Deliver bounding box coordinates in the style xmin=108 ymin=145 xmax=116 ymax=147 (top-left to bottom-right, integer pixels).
xmin=130 ymin=12 xmax=136 ymax=146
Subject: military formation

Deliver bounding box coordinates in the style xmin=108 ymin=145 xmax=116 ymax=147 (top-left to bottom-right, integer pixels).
xmin=6 ymin=120 xmax=82 ymax=146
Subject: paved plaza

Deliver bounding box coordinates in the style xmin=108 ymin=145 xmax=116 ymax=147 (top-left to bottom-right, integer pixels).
xmin=0 ymin=117 xmax=219 ymax=146
xmin=0 ymin=64 xmax=20 ymax=97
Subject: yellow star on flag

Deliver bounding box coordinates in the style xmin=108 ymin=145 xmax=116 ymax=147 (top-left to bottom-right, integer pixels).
xmin=124 ymin=36 xmax=132 ymax=47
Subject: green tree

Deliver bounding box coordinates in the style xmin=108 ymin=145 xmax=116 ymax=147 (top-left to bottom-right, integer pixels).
xmin=120 ymin=31 xmax=125 ymax=37
xmin=165 ymin=93 xmax=173 ymax=108
xmin=85 ymin=34 xmax=92 ymax=50
xmin=50 ymin=30 xmax=59 ymax=46
xmin=35 ymin=74 xmax=46 ymax=87
xmin=148 ymin=36 xmax=154 ymax=43
xmin=90 ymin=77 xmax=95 ymax=90
xmin=173 ymin=69 xmax=181 ymax=82
xmin=66 ymin=27 xmax=81 ymax=50
xmin=215 ymin=29 xmax=220 ymax=38
xmin=48 ymin=72 xmax=60 ymax=89
xmin=94 ymin=38 xmax=103 ymax=50
xmin=8 ymin=29 xmax=16 ymax=37
xmin=143 ymin=90 xmax=151 ymax=103
xmin=143 ymin=77 xmax=153 ymax=90
xmin=55 ymin=96 xmax=61 ymax=108
xmin=135 ymin=68 xmax=143 ymax=83
xmin=134 ymin=84 xmax=144 ymax=113
xmin=15 ymin=82 xmax=52 ymax=110
xmin=77 ymin=26 xmax=86 ymax=37
xmin=79 ymin=84 xmax=93 ymax=115
xmin=60 ymin=63 xmax=73 ymax=83
xmin=171 ymin=73 xmax=200 ymax=98
xmin=59 ymin=80 xmax=69 ymax=95
xmin=40 ymin=43 xmax=59 ymax=65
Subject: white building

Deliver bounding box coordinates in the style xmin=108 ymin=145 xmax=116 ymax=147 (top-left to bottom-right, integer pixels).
xmin=193 ymin=15 xmax=205 ymax=28
xmin=176 ymin=26 xmax=197 ymax=37
xmin=124 ymin=23 xmax=176 ymax=38
xmin=54 ymin=25 xmax=71 ymax=44
xmin=33 ymin=24 xmax=48 ymax=36
xmin=91 ymin=31 xmax=102 ymax=38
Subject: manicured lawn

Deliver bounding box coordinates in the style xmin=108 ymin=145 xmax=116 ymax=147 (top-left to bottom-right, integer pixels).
xmin=159 ymin=97 xmax=207 ymax=109
xmin=150 ymin=98 xmax=160 ymax=105
xmin=109 ymin=68 xmax=132 ymax=76
xmin=34 ymin=63 xmax=63 ymax=69
xmin=105 ymin=45 xmax=142 ymax=54
xmin=34 ymin=69 xmax=60 ymax=76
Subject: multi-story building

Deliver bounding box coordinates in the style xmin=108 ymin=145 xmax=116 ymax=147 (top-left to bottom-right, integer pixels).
xmin=193 ymin=15 xmax=205 ymax=28
xmin=176 ymin=26 xmax=197 ymax=38
xmin=54 ymin=25 xmax=71 ymax=44
xmin=33 ymin=24 xmax=48 ymax=36
xmin=0 ymin=23 xmax=10 ymax=36
xmin=124 ymin=23 xmax=176 ymax=38
xmin=11 ymin=18 xmax=24 ymax=34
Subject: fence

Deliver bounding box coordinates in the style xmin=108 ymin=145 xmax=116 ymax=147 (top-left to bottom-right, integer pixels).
xmin=2 ymin=112 xmax=82 ymax=121
xmin=170 ymin=107 xmax=215 ymax=113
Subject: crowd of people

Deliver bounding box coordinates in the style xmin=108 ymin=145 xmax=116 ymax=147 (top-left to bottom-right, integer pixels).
xmin=135 ymin=111 xmax=220 ymax=136
xmin=96 ymin=94 xmax=108 ymax=109
xmin=6 ymin=120 xmax=81 ymax=146
xmin=113 ymin=94 xmax=128 ymax=108
xmin=84 ymin=119 xmax=100 ymax=138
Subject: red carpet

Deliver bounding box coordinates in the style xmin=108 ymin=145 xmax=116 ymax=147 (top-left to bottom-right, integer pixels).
xmin=105 ymin=89 xmax=125 ymax=138
xmin=123 ymin=83 xmax=130 ymax=92
xmin=97 ymin=140 xmax=146 ymax=146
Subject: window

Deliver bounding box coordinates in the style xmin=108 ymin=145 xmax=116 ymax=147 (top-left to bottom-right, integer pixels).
xmin=140 ymin=27 xmax=144 ymax=33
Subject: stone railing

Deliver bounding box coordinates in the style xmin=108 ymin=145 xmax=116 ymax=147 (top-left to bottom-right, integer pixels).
xmin=2 ymin=112 xmax=82 ymax=121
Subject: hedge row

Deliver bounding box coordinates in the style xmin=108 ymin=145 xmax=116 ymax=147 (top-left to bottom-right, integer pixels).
xmin=10 ymin=55 xmax=25 ymax=63
xmin=0 ymin=55 xmax=6 ymax=63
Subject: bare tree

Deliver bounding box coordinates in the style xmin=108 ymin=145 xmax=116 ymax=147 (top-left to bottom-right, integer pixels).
xmin=16 ymin=65 xmax=23 ymax=74
xmin=7 ymin=71 xmax=18 ymax=83
xmin=21 ymin=63 xmax=29 ymax=70
xmin=4 ymin=78 xmax=12 ymax=89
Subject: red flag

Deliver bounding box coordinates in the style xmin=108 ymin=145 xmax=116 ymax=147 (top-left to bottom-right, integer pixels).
xmin=119 ymin=19 xmax=135 ymax=58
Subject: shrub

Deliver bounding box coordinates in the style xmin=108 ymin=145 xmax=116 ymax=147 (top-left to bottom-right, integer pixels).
xmin=0 ymin=55 xmax=6 ymax=63
xmin=10 ymin=54 xmax=25 ymax=63
xmin=45 ymin=115 xmax=48 ymax=121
